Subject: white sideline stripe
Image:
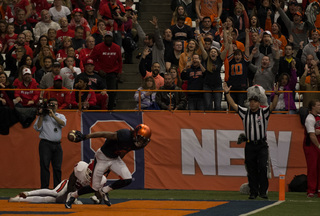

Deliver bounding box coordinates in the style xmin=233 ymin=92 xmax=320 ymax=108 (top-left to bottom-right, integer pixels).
xmin=239 ymin=201 xmax=284 ymax=216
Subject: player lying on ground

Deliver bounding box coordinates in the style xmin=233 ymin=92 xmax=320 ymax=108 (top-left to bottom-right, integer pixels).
xmin=65 ymin=124 xmax=152 ymax=209
xmin=9 ymin=161 xmax=107 ymax=204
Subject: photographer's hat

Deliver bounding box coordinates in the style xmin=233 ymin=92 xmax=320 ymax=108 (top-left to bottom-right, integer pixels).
xmin=54 ymin=75 xmax=63 ymax=81
xmin=22 ymin=68 xmax=31 ymax=75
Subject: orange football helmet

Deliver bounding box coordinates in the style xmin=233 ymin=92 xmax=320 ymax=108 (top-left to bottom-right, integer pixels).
xmin=133 ymin=124 xmax=151 ymax=148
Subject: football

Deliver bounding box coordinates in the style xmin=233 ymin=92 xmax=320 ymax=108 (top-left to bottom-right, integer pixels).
xmin=68 ymin=130 xmax=77 ymax=142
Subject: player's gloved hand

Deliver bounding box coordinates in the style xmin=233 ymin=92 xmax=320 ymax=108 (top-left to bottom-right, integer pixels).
xmin=74 ymin=130 xmax=87 ymax=142
xmin=237 ymin=133 xmax=247 ymax=144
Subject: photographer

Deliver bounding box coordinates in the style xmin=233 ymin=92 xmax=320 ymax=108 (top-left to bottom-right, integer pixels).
xmin=33 ymin=98 xmax=67 ymax=189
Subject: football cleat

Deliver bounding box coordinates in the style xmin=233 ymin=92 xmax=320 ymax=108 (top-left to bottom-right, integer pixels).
xmin=8 ymin=195 xmax=20 ymax=202
xmin=90 ymin=195 xmax=101 ymax=204
xmin=19 ymin=192 xmax=27 ymax=198
xmin=99 ymin=189 xmax=111 ymax=206
xmin=65 ymin=193 xmax=76 ymax=209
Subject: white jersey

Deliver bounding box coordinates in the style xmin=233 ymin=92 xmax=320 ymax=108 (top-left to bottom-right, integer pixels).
xmin=74 ymin=161 xmax=107 ymax=188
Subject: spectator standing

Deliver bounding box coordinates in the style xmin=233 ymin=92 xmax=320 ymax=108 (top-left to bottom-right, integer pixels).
xmin=203 ymin=43 xmax=229 ymax=111
xmin=250 ymin=42 xmax=280 ymax=97
xmin=33 ymin=97 xmax=66 ymax=189
xmin=90 ymin=31 xmax=122 ymax=110
xmin=8 ymin=33 xmax=33 ymax=57
xmin=271 ymin=60 xmax=297 ymax=114
xmin=223 ymin=82 xmax=280 ymax=199
xmin=49 ymin=0 xmax=71 ymax=23
xmin=274 ymin=0 xmax=313 ymax=52
xmin=70 ymin=76 xmax=97 ymax=110
xmin=139 ymin=48 xmax=164 ymax=90
xmin=13 ymin=0 xmax=32 ymax=20
xmin=301 ymin=30 xmax=320 ymax=65
xmin=13 ymin=9 xmax=33 ymax=35
xmin=303 ymin=99 xmax=320 ymax=198
xmin=299 ymin=61 xmax=320 ymax=109
xmin=169 ymin=66 xmax=183 ymax=88
xmin=74 ymin=59 xmax=109 ymax=109
xmin=278 ymin=44 xmax=303 ymax=80
xmin=34 ymin=10 xmax=61 ymax=42
xmin=134 ymin=76 xmax=157 ymax=110
xmin=5 ymin=45 xmax=26 ymax=80
xmin=99 ymin=0 xmax=127 ymax=46
xmin=133 ymin=15 xmax=165 ymax=74
xmin=181 ymin=53 xmax=205 ymax=110
xmin=171 ymin=5 xmax=192 ymax=27
xmin=165 ymin=40 xmax=183 ymax=71
xmin=195 ymin=0 xmax=222 ymax=21
xmin=156 ymin=72 xmax=187 ymax=110
xmin=35 ymin=56 xmax=54 ymax=84
xmin=170 ymin=16 xmax=194 ymax=42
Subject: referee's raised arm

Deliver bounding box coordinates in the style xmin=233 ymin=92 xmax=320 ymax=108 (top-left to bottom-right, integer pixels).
xmin=223 ymin=82 xmax=238 ymax=112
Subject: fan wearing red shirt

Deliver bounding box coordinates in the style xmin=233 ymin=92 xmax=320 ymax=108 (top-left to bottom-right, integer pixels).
xmin=43 ymin=75 xmax=71 ymax=109
xmin=79 ymin=36 xmax=95 ymax=63
xmin=14 ymin=68 xmax=40 ymax=107
xmin=56 ymin=17 xmax=75 ymax=42
xmin=90 ymin=31 xmax=122 ymax=110
xmin=68 ymin=8 xmax=91 ymax=39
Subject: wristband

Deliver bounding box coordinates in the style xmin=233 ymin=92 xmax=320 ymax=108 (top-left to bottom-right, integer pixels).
xmin=225 ymin=91 xmax=230 ymax=95
xmin=275 ymin=92 xmax=280 ymax=96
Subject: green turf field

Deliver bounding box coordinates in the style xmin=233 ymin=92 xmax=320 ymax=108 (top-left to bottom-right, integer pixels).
xmin=1 ymin=189 xmax=319 ymax=215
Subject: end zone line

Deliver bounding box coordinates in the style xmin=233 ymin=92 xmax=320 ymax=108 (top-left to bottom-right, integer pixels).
xmin=239 ymin=201 xmax=284 ymax=216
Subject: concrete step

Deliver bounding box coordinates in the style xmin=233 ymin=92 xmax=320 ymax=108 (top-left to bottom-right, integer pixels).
xmin=139 ymin=12 xmax=173 ymax=21
xmin=140 ymin=0 xmax=172 ymax=4
xmin=118 ymin=81 xmax=141 ymax=89
xmin=116 ymin=99 xmax=137 ymax=110
xmin=139 ymin=4 xmax=171 ymax=11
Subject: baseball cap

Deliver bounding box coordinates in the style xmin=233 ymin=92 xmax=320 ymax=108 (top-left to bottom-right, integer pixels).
xmin=85 ymin=6 xmax=94 ymax=11
xmin=22 ymin=68 xmax=31 ymax=75
xmin=72 ymin=8 xmax=83 ymax=14
xmin=288 ymin=1 xmax=298 ymax=5
xmin=294 ymin=11 xmax=302 ymax=17
xmin=249 ymin=96 xmax=260 ymax=102
xmin=104 ymin=31 xmax=113 ymax=37
xmin=53 ymin=61 xmax=61 ymax=67
xmin=54 ymin=75 xmax=63 ymax=81
xmin=263 ymin=30 xmax=272 ymax=36
xmin=84 ymin=58 xmax=94 ymax=65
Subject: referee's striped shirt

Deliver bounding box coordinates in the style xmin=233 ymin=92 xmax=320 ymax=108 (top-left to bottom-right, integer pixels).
xmin=238 ymin=106 xmax=270 ymax=142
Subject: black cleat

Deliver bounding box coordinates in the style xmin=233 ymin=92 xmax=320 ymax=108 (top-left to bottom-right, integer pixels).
xmin=65 ymin=193 xmax=76 ymax=209
xmin=249 ymin=194 xmax=257 ymax=199
xmin=259 ymin=194 xmax=268 ymax=199
xmin=99 ymin=189 xmax=111 ymax=206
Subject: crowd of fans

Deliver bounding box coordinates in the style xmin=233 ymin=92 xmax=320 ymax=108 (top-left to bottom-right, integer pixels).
xmin=0 ymin=0 xmax=319 ymax=118
xmin=134 ymin=0 xmax=320 ymax=112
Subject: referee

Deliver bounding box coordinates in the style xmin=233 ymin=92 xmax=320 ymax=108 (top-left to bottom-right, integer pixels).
xmin=223 ymin=82 xmax=280 ymax=199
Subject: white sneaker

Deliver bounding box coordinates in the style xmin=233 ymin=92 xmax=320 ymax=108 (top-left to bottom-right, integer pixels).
xmin=73 ymin=199 xmax=83 ymax=205
xmin=9 ymin=195 xmax=21 ymax=202
xmin=90 ymin=195 xmax=101 ymax=204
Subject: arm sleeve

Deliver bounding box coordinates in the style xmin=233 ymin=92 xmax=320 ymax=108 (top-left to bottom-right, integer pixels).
xmin=139 ymin=58 xmax=147 ymax=77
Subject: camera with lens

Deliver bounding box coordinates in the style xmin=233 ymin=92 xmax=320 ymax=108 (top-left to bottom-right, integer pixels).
xmin=37 ymin=99 xmax=51 ymax=116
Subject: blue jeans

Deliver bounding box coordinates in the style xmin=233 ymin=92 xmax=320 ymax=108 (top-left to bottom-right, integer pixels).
xmin=188 ymin=94 xmax=204 ymax=110
xmin=203 ymin=84 xmax=222 ymax=110
xmin=230 ymin=92 xmax=247 ymax=110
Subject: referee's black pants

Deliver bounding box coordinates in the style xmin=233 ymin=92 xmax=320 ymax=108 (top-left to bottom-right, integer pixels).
xmin=39 ymin=139 xmax=63 ymax=189
xmin=245 ymin=140 xmax=269 ymax=196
